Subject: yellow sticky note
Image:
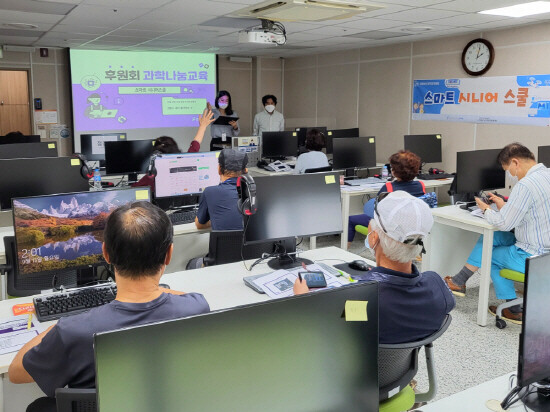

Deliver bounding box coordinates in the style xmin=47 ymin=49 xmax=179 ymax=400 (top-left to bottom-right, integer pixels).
xmin=70 ymin=158 xmax=80 ymax=166
xmin=328 ymin=131 xmax=333 ymax=136
xmin=152 ymin=141 xmax=155 ymax=146
xmin=369 ymin=138 xmax=375 ymax=144
xmin=120 ymin=135 xmax=125 ymax=139
xmin=345 ymin=301 xmax=368 ymax=322
xmin=325 ymin=175 xmax=336 ymax=184
xmin=216 ymin=151 xmax=220 ymax=158
xmin=436 ymin=134 xmax=442 ymax=139
xmin=292 ymin=132 xmax=297 ymax=136
xmin=48 ymin=143 xmax=55 ymax=149
xmin=135 ymin=190 xmax=149 ymax=200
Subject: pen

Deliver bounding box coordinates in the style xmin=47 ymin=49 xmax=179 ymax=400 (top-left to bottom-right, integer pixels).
xmin=298 ymin=273 xmax=303 ymax=282
xmin=337 ymin=270 xmax=355 ymax=283
xmin=27 ymin=314 xmax=32 ymax=330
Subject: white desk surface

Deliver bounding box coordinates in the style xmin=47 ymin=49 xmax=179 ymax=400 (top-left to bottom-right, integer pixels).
xmin=340 ymin=177 xmax=453 ymax=196
xmin=422 ymin=372 xmax=533 ymax=411
xmin=0 ymin=246 xmax=369 ymax=375
xmin=431 ymin=205 xmax=497 ymax=230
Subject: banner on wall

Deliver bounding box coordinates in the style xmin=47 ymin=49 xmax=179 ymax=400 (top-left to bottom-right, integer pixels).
xmin=412 ymin=75 xmax=550 ymax=126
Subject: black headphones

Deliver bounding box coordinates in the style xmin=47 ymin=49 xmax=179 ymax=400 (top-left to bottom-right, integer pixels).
xmin=72 ymin=153 xmax=93 ymax=180
xmin=147 ymin=151 xmax=161 ymax=177
xmin=237 ymin=174 xmax=257 ymax=216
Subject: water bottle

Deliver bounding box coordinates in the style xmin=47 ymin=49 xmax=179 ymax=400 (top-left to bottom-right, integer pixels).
xmin=381 ymin=165 xmax=389 ymax=180
xmin=93 ymin=168 xmax=102 ymax=190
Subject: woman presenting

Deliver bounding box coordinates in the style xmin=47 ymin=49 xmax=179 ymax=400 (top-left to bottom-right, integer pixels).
xmin=208 ymin=90 xmax=240 ymax=151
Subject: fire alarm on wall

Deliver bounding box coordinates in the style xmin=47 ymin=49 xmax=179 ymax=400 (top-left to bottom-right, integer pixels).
xmin=39 ymin=48 xmax=48 ymax=58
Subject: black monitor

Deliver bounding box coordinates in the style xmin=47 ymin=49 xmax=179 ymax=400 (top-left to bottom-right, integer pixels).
xmin=295 ymin=126 xmax=328 ymax=147
xmin=501 ymin=253 xmax=550 ymax=410
xmin=244 ymin=172 xmax=342 ymax=269
xmin=326 ymin=128 xmax=360 ymax=154
xmin=0 ymin=157 xmax=89 ymax=210
xmin=104 ymin=140 xmax=155 ymax=180
xmin=455 ymin=149 xmax=505 ymax=194
xmin=538 ymin=145 xmax=550 ymax=166
xmin=95 ymin=282 xmax=379 ymax=412
xmin=0 ymin=135 xmax=40 ymax=144
xmin=154 ymin=152 xmax=220 ymax=200
xmin=80 ymin=133 xmax=126 ymax=162
xmin=0 ymin=142 xmax=58 ymax=159
xmin=332 ymin=136 xmax=377 ymax=176
xmin=261 ymin=131 xmax=298 ymax=160
xmin=404 ymin=134 xmax=443 ymax=163
xmin=12 ymin=188 xmax=151 ymax=277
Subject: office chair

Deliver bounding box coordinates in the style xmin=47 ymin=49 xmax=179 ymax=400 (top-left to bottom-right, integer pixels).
xmin=495 ymin=269 xmax=524 ymax=329
xmin=378 ymin=315 xmax=452 ymax=411
xmin=55 ymin=388 xmax=97 ymax=412
xmin=304 ymin=165 xmax=332 ymax=174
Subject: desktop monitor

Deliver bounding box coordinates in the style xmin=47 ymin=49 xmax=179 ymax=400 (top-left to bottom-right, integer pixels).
xmin=12 ymin=187 xmax=151 ymax=276
xmin=80 ymin=133 xmax=126 ymax=162
xmin=104 ymin=140 xmax=155 ymax=177
xmin=95 ymin=281 xmax=379 ymax=412
xmin=0 ymin=142 xmax=58 ymax=159
xmin=0 ymin=157 xmax=90 ymax=210
xmin=332 ymin=136 xmax=377 ymax=172
xmin=154 ymin=152 xmax=220 ymax=199
xmin=261 ymin=131 xmax=298 ymax=159
xmin=295 ymin=126 xmax=328 ymax=147
xmin=244 ymin=173 xmax=342 ymax=269
xmin=455 ymin=149 xmax=505 ymax=194
xmin=404 ymin=134 xmax=443 ymax=163
xmin=0 ymin=135 xmax=40 ymax=144
xmin=326 ymin=128 xmax=360 ymax=154
xmin=538 ymin=145 xmax=550 ymax=166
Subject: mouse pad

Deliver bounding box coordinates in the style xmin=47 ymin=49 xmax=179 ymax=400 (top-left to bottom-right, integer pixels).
xmin=333 ymin=262 xmax=374 ymax=279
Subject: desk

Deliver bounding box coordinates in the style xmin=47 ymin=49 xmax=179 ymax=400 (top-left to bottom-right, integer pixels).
xmin=0 ymin=246 xmax=369 ymax=411
xmin=248 ymin=163 xmax=385 ymax=178
xmin=424 ymin=206 xmax=498 ymax=327
xmin=422 ymin=372 xmax=532 ymax=411
xmin=340 ymin=178 xmax=453 ymax=250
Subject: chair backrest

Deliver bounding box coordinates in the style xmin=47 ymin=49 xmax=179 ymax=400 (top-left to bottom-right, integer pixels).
xmin=56 ymin=388 xmax=97 ymax=412
xmin=378 ymin=315 xmax=452 ymax=401
xmin=304 ymin=165 xmax=332 ymax=174
xmin=203 ymin=230 xmax=296 ymax=266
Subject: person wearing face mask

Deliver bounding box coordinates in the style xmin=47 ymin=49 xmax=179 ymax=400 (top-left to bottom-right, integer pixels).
xmin=445 ymin=143 xmax=550 ymax=324
xmin=294 ymin=191 xmax=455 ymax=344
xmin=253 ymin=94 xmax=284 ymax=136
xmin=207 ymin=90 xmax=240 ymax=151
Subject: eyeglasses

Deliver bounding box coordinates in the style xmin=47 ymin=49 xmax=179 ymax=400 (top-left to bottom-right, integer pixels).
xmin=373 ymin=192 xmax=390 ymax=233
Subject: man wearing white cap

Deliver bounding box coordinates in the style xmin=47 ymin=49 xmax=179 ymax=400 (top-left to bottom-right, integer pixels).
xmin=295 ymin=191 xmax=455 ymax=344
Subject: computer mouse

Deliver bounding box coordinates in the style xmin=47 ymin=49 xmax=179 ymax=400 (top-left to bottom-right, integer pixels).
xmin=348 ymin=260 xmax=371 ymax=271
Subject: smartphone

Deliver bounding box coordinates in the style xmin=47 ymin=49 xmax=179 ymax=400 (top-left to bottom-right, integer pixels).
xmin=301 ymin=271 xmax=327 ymax=288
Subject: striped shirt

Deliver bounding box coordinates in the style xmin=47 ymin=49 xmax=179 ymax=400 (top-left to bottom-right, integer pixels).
xmin=485 ymin=163 xmax=550 ymax=255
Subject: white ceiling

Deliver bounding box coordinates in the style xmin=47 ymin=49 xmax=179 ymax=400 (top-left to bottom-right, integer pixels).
xmin=1 ymin=0 xmax=550 ymax=57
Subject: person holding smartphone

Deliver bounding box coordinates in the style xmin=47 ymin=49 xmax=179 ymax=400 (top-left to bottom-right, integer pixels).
xmin=208 ymin=90 xmax=240 ymax=151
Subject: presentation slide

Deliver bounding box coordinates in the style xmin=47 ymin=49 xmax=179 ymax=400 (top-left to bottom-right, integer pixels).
xmin=69 ymin=50 xmax=217 ymax=150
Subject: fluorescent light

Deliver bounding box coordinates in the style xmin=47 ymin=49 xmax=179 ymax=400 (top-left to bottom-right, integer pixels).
xmin=479 ymin=1 xmax=550 ymax=18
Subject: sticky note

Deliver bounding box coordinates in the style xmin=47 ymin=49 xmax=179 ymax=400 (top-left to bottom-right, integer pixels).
xmin=292 ymin=132 xmax=297 ymax=136
xmin=215 ymin=151 xmax=220 ymax=158
xmin=120 ymin=135 xmax=125 ymax=139
xmin=48 ymin=143 xmax=55 ymax=149
xmin=135 ymin=190 xmax=149 ymax=200
xmin=328 ymin=131 xmax=332 ymax=136
xmin=325 ymin=175 xmax=336 ymax=184
xmin=152 ymin=141 xmax=155 ymax=146
xmin=71 ymin=158 xmax=80 ymax=166
xmin=369 ymin=138 xmax=375 ymax=144
xmin=436 ymin=134 xmax=442 ymax=139
xmin=12 ymin=303 xmax=35 ymax=316
xmin=345 ymin=300 xmax=368 ymax=322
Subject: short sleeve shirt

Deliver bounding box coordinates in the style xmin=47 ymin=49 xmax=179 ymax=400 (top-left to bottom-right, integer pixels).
xmin=196 ymin=177 xmax=244 ymax=230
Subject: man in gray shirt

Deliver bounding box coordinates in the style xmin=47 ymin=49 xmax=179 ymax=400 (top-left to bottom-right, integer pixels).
xmin=9 ymin=202 xmax=210 ymax=410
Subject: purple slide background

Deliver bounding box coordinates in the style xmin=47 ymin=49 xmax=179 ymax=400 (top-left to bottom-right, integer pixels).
xmin=73 ymin=83 xmax=216 ymax=132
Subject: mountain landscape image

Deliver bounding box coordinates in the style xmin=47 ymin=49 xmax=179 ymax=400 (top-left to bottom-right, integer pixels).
xmin=14 ymin=189 xmax=141 ymax=275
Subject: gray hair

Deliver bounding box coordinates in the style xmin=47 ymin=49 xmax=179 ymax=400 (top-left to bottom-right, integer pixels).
xmin=370 ymin=220 xmax=423 ymax=263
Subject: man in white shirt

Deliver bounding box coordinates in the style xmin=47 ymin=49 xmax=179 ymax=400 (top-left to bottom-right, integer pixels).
xmin=253 ymin=94 xmax=284 ymax=136
xmin=445 ymin=143 xmax=550 ymax=324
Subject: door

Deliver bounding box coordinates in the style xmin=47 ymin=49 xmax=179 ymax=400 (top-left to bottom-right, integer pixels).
xmin=0 ymin=70 xmax=32 ymax=135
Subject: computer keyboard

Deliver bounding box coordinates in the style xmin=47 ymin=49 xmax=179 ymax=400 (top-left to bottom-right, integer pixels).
xmin=344 ymin=177 xmax=385 ymax=186
xmin=418 ymin=173 xmax=455 ymax=180
xmin=168 ymin=209 xmax=197 ymax=225
xmin=34 ymin=283 xmax=117 ymax=322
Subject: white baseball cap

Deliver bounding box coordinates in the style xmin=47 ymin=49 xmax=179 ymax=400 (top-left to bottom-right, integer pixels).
xmin=372 ymin=191 xmax=434 ymax=244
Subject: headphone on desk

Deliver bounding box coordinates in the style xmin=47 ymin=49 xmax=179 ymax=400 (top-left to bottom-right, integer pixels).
xmin=147 ymin=151 xmax=161 ymax=177
xmin=237 ymin=174 xmax=257 ymax=216
xmin=72 ymin=153 xmax=93 ymax=180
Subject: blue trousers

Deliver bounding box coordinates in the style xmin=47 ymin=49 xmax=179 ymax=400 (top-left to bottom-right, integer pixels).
xmin=466 ymin=231 xmax=531 ymax=300
xmin=348 ymin=199 xmax=376 ymax=242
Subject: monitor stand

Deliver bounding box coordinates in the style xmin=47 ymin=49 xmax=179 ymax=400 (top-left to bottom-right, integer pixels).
xmin=267 ymin=253 xmax=313 ymax=270
xmin=343 ymin=167 xmax=358 ymax=180
xmin=522 ymin=380 xmax=550 ymax=411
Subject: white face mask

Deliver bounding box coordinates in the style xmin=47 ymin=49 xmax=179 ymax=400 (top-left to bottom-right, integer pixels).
xmin=265 ymin=105 xmax=275 ymax=113
xmin=218 ymin=103 xmax=228 ymax=109
xmin=365 ymin=231 xmax=377 ymax=251
xmin=506 ymin=169 xmax=519 ymax=186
